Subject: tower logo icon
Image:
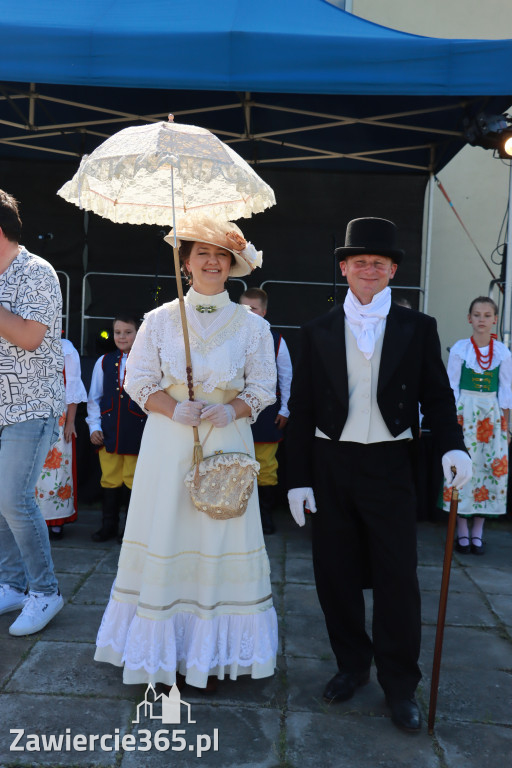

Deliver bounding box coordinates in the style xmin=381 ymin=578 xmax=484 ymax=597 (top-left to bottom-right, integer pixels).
xmin=132 ymin=684 xmax=196 ymax=725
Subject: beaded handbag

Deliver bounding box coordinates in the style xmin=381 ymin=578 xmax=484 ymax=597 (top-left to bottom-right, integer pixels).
xmin=184 ymin=425 xmax=259 ymax=520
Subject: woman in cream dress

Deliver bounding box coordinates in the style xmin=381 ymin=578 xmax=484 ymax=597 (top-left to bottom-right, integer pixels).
xmin=95 ymin=217 xmax=278 ymax=689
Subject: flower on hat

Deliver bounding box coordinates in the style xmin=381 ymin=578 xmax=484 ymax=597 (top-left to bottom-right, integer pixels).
xmin=225 ymin=230 xmax=247 ymax=252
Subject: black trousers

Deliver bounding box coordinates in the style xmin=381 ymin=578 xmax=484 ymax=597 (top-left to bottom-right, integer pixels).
xmin=312 ymin=438 xmax=421 ymax=698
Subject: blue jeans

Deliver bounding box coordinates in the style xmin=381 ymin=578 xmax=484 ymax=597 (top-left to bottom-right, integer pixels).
xmin=0 ymin=416 xmax=60 ymax=595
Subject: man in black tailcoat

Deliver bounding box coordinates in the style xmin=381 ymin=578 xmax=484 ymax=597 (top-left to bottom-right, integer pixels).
xmin=286 ymin=218 xmax=472 ymax=733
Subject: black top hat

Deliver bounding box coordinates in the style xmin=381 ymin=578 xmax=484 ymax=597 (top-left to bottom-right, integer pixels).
xmin=334 ymin=217 xmax=404 ymax=264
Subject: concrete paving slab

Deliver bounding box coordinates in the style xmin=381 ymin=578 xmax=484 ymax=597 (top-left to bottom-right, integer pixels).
xmin=417 ymin=527 xmax=446 ymax=566
xmin=56 ymin=572 xmax=88 ymax=602
xmin=0 ymin=693 xmax=135 ymax=766
xmin=284 ymin=613 xmax=333 ymax=660
xmin=37 ymin=603 xmax=106 ymax=643
xmin=285 ymin=556 xmax=315 ymax=585
xmin=0 ymin=633 xmax=36 ymax=687
xmin=269 ymin=557 xmax=284 ymax=587
xmin=123 ymin=705 xmax=282 ymax=768
xmin=52 ymin=545 xmax=106 ymax=574
xmin=421 ymin=588 xmax=497 ymax=627
xmin=285 ymin=711 xmax=438 ymax=768
xmin=285 ymin=531 xmax=313 ymax=560
xmin=420 ymin=625 xmax=512 ymax=671
xmin=421 ymin=667 xmax=511 ymax=724
xmin=94 ymin=546 xmax=122 ymax=574
xmin=486 ymin=594 xmax=512 ymax=628
xmin=72 ymin=572 xmax=114 ymax=605
xmin=417 ymin=564 xmax=474 ymax=593
xmin=436 ymin=722 xmax=512 ymax=768
xmin=5 ymin=640 xmax=129 ymax=698
xmin=468 ymin=566 xmax=512 ymax=595
xmin=283 ymin=584 xmax=322 ymax=616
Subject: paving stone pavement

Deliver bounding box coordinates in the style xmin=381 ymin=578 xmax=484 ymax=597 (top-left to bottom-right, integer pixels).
xmin=0 ymin=506 xmax=511 ymax=767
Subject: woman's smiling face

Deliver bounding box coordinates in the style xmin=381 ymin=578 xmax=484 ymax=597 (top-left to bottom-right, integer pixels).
xmin=185 ymin=242 xmax=233 ymax=295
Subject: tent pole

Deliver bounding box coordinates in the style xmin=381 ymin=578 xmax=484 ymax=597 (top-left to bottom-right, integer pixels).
xmin=502 ymin=163 xmax=512 ymax=349
xmin=422 ymin=172 xmax=434 ymax=314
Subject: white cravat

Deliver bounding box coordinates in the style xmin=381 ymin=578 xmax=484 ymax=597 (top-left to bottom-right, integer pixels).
xmin=343 ymin=287 xmax=391 ymax=359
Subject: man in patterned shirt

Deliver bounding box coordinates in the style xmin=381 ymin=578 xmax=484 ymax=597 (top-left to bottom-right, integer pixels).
xmin=0 ymin=189 xmax=65 ymax=636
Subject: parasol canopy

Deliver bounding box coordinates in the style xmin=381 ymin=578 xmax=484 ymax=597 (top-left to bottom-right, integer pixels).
xmin=57 ymin=118 xmax=276 ymax=226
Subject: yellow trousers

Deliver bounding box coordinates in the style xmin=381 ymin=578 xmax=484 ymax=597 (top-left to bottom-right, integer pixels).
xmin=98 ymin=448 xmax=138 ymax=489
xmin=255 ymin=442 xmax=279 ymax=487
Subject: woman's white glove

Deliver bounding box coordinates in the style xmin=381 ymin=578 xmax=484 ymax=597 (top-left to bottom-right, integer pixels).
xmin=287 ymin=487 xmax=317 ymax=527
xmin=200 ymin=403 xmax=236 ymax=428
xmin=172 ymin=400 xmax=204 ymax=426
xmin=441 ymin=449 xmax=473 ymax=490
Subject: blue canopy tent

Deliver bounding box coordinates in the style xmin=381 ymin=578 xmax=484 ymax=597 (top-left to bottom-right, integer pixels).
xmin=0 ymin=0 xmax=511 ymax=171
xmin=0 ymin=0 xmax=511 ymax=352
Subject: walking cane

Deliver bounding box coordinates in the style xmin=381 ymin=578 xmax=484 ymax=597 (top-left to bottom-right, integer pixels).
xmin=428 ymin=471 xmax=459 ymax=734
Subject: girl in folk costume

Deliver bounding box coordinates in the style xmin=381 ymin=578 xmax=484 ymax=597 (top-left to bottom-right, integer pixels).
xmin=36 ymin=338 xmax=87 ymax=539
xmin=443 ymin=297 xmax=512 ymax=554
xmin=94 ymin=216 xmax=278 ymax=692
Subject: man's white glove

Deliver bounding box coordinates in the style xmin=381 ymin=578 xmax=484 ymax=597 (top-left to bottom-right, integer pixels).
xmin=287 ymin=487 xmax=317 ymax=527
xmin=200 ymin=403 xmax=236 ymax=428
xmin=172 ymin=400 xmax=204 ymax=426
xmin=441 ymin=449 xmax=473 ymax=490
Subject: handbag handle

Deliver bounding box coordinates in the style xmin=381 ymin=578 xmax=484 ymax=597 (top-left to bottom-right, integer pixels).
xmin=201 ymin=420 xmax=251 ymax=455
xmin=171 ymin=243 xmax=203 ymax=467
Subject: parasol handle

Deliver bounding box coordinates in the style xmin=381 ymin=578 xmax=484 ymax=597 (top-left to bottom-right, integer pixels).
xmin=428 ymin=467 xmax=459 ymax=734
xmin=171 ymin=243 xmax=203 ymax=466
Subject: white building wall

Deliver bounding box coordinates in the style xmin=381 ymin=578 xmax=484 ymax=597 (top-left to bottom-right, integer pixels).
xmin=351 ymin=0 xmax=512 ymax=360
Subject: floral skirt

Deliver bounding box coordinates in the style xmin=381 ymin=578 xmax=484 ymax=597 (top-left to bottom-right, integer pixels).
xmin=35 ymin=410 xmax=77 ymax=526
xmin=442 ymin=390 xmax=508 ymax=518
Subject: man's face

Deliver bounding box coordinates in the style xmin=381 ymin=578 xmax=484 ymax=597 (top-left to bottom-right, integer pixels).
xmin=340 ymin=254 xmax=397 ymax=305
xmin=240 ymin=296 xmax=266 ymax=317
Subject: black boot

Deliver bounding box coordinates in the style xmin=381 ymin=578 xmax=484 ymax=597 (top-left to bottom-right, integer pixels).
xmin=92 ymin=487 xmax=122 ymax=542
xmin=258 ymin=485 xmax=276 ymax=535
xmin=117 ymin=486 xmax=131 ymax=543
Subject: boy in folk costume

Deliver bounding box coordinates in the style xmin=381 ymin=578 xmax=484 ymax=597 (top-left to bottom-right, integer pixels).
xmin=286 ymin=218 xmax=472 ymax=733
xmin=86 ymin=314 xmax=147 ymax=542
xmin=442 ymin=296 xmax=512 ymax=555
xmin=240 ymin=288 xmax=292 ymax=534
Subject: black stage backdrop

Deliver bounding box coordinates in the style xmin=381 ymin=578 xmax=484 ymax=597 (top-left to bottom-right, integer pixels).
xmin=0 ymin=159 xmax=426 ymax=360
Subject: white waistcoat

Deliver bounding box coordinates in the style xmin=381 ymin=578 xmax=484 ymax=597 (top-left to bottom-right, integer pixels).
xmin=315 ymin=324 xmax=412 ymax=443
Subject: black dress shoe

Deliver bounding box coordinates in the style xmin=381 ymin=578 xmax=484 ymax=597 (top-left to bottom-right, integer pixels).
xmin=323 ymin=669 xmax=370 ymax=702
xmin=91 ymin=528 xmax=117 ymax=542
xmin=386 ymin=696 xmax=422 ymax=733
xmin=470 ymin=537 xmax=486 ymax=555
xmin=454 ymin=536 xmax=470 ymax=554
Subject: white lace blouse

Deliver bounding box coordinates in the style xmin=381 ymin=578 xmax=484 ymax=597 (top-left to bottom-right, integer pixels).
xmin=124 ymin=288 xmax=277 ymax=423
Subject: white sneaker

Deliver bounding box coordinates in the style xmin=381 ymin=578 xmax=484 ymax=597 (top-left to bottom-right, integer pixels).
xmin=0 ymin=584 xmax=27 ymax=615
xmin=9 ymin=590 xmax=64 ymax=636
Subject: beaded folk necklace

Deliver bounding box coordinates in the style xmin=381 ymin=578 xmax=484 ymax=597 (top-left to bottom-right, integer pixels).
xmin=471 ymin=335 xmax=494 ymax=371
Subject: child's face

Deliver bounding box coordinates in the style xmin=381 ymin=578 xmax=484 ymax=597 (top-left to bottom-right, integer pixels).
xmin=113 ymin=321 xmax=137 ymax=353
xmin=240 ymin=297 xmax=266 ymax=317
xmin=468 ymin=303 xmax=497 ymax=336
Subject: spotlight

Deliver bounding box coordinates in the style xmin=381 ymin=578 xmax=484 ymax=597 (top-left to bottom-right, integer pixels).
xmin=100 ymin=330 xmax=110 ymax=340
xmin=463 ymin=112 xmax=512 ymax=159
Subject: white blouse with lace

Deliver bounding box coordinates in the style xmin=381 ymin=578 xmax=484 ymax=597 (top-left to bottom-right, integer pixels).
xmin=124 ymin=287 xmax=277 ymax=422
